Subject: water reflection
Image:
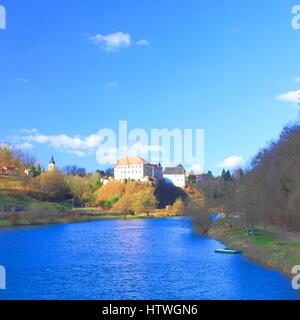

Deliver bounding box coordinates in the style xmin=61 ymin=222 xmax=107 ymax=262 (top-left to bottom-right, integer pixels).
xmin=0 ymin=218 xmax=299 ymax=300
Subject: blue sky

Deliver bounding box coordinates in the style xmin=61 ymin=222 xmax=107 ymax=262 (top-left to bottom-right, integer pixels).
xmin=0 ymin=0 xmax=300 ymax=173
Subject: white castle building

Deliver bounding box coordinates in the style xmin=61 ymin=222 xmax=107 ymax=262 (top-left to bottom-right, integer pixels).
xmin=114 ymin=157 xmax=163 ymax=182
xmin=163 ymin=164 xmax=186 ymax=188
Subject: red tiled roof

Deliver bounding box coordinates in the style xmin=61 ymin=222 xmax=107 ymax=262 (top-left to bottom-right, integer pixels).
xmin=0 ymin=165 xmax=17 ymax=170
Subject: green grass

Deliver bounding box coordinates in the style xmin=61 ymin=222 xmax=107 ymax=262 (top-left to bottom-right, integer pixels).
xmin=0 ymin=195 xmax=28 ymax=207
xmin=31 ymin=201 xmax=66 ymax=210
xmin=0 ymin=220 xmax=10 ymax=226
xmin=254 ymin=234 xmax=280 ymax=245
xmin=72 ymin=207 xmax=103 ymax=211
xmin=287 ymin=254 xmax=300 ymax=265
xmin=0 ymin=194 xmax=67 ymax=211
xmin=207 ymin=218 xmax=300 ymax=277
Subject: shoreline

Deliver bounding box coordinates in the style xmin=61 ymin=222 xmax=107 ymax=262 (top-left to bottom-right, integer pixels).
xmin=202 ymin=218 xmax=300 ymax=279
xmin=0 ymin=210 xmax=183 ymax=229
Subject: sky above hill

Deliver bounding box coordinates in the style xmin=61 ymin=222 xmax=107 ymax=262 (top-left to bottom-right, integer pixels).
xmin=0 ymin=0 xmax=300 ymax=173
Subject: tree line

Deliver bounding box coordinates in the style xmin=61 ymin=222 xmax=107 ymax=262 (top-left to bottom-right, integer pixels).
xmin=191 ymin=119 xmax=300 ymax=231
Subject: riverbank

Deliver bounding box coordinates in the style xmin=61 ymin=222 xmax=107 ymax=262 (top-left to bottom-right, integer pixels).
xmin=204 ymin=218 xmax=300 ymax=279
xmin=0 ymin=208 xmax=178 ymax=228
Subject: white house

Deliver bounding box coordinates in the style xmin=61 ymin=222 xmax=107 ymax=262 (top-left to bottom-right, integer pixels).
xmin=101 ymin=177 xmax=113 ymax=186
xmin=163 ymin=164 xmax=186 ymax=188
xmin=114 ymin=157 xmax=163 ymax=182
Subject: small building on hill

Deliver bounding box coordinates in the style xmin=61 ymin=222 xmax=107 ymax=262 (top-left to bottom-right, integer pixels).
xmin=114 ymin=157 xmax=163 ymax=182
xmin=163 ymin=164 xmax=186 ymax=188
xmin=0 ymin=165 xmax=17 ymax=175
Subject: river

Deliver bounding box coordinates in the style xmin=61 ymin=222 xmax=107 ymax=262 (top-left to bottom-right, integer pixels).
xmin=0 ymin=217 xmax=299 ymax=300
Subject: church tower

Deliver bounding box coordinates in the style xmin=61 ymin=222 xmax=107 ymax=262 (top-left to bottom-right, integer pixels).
xmin=48 ymin=156 xmax=56 ymax=172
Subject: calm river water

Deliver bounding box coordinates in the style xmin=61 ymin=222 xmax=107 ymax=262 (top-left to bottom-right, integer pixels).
xmin=0 ymin=217 xmax=299 ymax=300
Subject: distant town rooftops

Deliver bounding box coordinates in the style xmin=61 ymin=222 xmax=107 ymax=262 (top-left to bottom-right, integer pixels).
xmin=163 ymin=164 xmax=186 ymax=175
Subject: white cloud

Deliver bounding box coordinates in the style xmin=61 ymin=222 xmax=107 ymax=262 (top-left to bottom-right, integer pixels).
xmin=96 ymin=147 xmax=118 ymax=165
xmin=16 ymin=142 xmax=33 ymax=150
xmin=67 ymin=150 xmax=87 ymax=157
xmin=105 ymin=81 xmax=118 ymax=88
xmin=15 ymin=78 xmax=30 ymax=83
xmin=277 ymin=89 xmax=300 ymax=103
xmin=136 ymin=39 xmax=150 ymax=47
xmin=217 ymin=155 xmax=244 ymax=170
xmin=128 ymin=143 xmax=163 ymax=158
xmin=0 ymin=142 xmax=12 ymax=149
xmin=19 ymin=128 xmax=38 ymax=133
xmin=90 ymin=32 xmax=131 ymax=52
xmin=15 ymin=132 xmax=104 ymax=156
xmin=188 ymin=163 xmax=204 ymax=174
xmin=96 ymin=143 xmax=164 ymax=165
xmin=13 ymin=130 xmax=163 ymax=164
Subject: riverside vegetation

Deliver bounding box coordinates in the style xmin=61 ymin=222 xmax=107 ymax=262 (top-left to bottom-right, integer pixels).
xmin=189 ymin=119 xmax=300 ymax=277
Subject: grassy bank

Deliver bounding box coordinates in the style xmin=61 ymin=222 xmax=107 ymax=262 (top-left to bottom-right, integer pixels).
xmin=0 ymin=194 xmax=69 ymax=211
xmin=0 ymin=208 xmax=178 ymax=228
xmin=205 ymin=218 xmax=300 ymax=278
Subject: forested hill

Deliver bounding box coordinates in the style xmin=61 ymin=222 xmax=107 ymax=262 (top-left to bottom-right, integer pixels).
xmin=195 ymin=119 xmax=300 ymax=231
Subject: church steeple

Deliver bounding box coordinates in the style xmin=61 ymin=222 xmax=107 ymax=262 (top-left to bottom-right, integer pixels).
xmin=48 ymin=156 xmax=56 ymax=172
